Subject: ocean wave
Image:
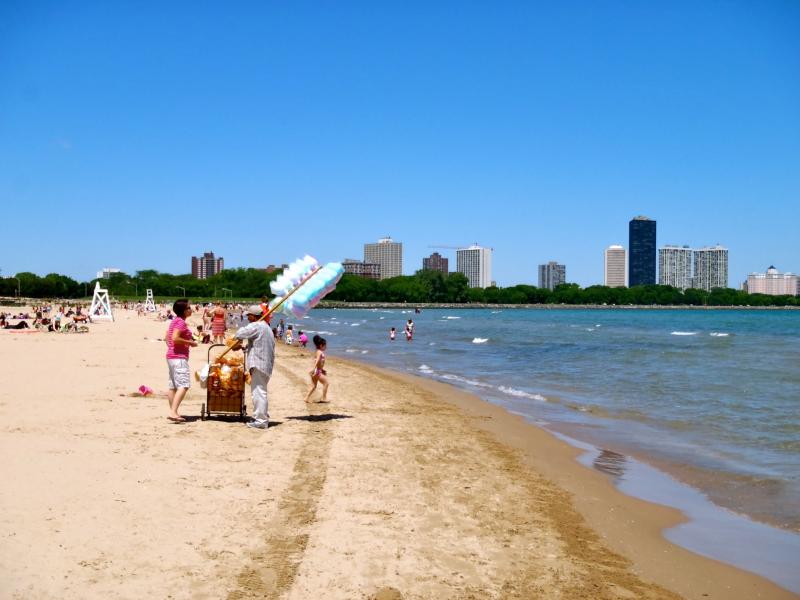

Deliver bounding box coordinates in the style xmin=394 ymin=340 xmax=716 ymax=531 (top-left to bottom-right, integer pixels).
xmin=350 ymin=323 xmax=360 ymax=327
xmin=671 ymin=331 xmax=698 ymax=336
xmin=498 ymin=386 xmax=547 ymax=401
xmin=710 ymin=332 xmax=730 ymax=337
xmin=345 ymin=348 xmax=359 ymax=353
xmin=472 ymin=337 xmax=489 ymax=344
xmin=440 ymin=373 xmax=492 ymax=388
xmin=444 ymin=316 xmax=461 ymax=319
xmin=418 ymin=364 xmax=434 ymax=373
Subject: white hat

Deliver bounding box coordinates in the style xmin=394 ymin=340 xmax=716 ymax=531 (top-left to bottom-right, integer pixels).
xmin=247 ymin=305 xmax=262 ymax=316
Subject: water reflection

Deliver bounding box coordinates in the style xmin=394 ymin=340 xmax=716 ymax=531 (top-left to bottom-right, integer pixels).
xmin=593 ymin=449 xmax=627 ymax=479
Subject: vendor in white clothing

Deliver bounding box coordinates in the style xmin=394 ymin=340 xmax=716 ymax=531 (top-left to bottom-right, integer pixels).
xmin=232 ymin=305 xmax=276 ymax=430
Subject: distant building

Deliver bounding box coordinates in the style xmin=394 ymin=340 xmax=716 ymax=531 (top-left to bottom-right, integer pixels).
xmin=604 ymin=246 xmax=627 ymax=287
xmin=191 ymin=251 xmax=224 ymax=280
xmin=96 ymin=267 xmax=121 ymax=279
xmin=263 ymin=264 xmax=288 ymax=274
xmin=456 ymin=245 xmax=492 ymax=288
xmin=629 ymin=216 xmax=657 ymax=286
xmin=538 ymin=261 xmax=566 ymax=291
xmin=422 ymin=252 xmax=449 ymax=274
xmin=364 ymin=237 xmax=402 ymax=279
xmin=342 ymin=259 xmax=381 ymax=280
xmin=747 ymin=266 xmax=798 ymax=296
xmin=658 ymin=246 xmax=693 ymax=290
xmin=692 ymin=246 xmax=728 ymax=291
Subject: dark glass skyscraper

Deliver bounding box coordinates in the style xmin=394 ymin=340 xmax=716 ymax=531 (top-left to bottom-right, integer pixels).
xmin=628 ymin=216 xmax=656 ymax=286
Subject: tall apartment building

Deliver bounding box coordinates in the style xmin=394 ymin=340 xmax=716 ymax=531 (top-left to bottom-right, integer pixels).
xmin=342 ymin=259 xmax=381 ymax=280
xmin=538 ymin=262 xmax=566 ymax=291
xmin=629 ymin=216 xmax=657 ymax=286
xmin=191 ymin=251 xmax=224 ymax=279
xmin=692 ymin=246 xmax=728 ymax=291
xmin=364 ymin=237 xmax=402 ymax=279
xmin=747 ymin=266 xmax=798 ymax=296
xmin=603 ymin=246 xmax=627 ymax=287
xmin=422 ymin=252 xmax=449 ymax=274
xmin=456 ymin=245 xmax=492 ymax=288
xmin=658 ymin=245 xmax=693 ymax=290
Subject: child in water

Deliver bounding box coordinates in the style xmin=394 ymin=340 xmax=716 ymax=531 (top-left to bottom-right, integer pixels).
xmin=298 ymin=331 xmax=308 ymax=348
xmin=405 ymin=319 xmax=414 ymax=342
xmin=304 ymin=335 xmax=329 ymax=403
xmin=389 ymin=327 xmax=396 ymax=341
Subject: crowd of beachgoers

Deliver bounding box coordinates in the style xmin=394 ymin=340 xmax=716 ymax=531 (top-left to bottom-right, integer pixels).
xmin=0 ymin=303 xmax=92 ymax=332
xmin=1 ymin=299 xmax=313 ymax=349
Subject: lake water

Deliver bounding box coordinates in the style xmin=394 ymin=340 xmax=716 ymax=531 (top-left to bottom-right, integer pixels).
xmin=293 ymin=307 xmax=800 ymax=591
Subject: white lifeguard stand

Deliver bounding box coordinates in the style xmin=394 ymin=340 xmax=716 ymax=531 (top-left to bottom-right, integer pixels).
xmin=144 ymin=289 xmax=156 ymax=312
xmin=89 ymin=281 xmax=114 ymax=322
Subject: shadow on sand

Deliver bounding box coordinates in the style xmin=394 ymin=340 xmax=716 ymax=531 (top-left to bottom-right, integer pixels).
xmin=286 ymin=414 xmax=352 ymax=423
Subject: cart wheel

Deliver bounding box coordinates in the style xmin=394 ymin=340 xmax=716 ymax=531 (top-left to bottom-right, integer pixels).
xmin=201 ymin=403 xmax=206 ymax=421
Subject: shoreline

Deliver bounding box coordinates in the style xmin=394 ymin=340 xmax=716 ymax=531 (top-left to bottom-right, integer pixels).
xmin=345 ymin=358 xmax=798 ymax=599
xmin=1 ymin=305 xmax=795 ymax=598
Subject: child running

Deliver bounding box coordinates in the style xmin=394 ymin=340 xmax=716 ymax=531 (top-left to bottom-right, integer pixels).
xmin=304 ymin=335 xmax=329 ymax=403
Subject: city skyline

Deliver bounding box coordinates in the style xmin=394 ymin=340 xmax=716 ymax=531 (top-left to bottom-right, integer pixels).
xmin=1 ymin=4 xmax=798 ymax=287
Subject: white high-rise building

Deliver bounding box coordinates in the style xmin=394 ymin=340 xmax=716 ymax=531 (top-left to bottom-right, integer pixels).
xmin=658 ymin=245 xmax=693 ymax=290
xmin=747 ymin=266 xmax=798 ymax=296
xmin=456 ymin=245 xmax=492 ymax=288
xmin=364 ymin=237 xmax=403 ymax=280
xmin=604 ymin=245 xmax=627 ymax=287
xmin=692 ymin=246 xmax=728 ymax=291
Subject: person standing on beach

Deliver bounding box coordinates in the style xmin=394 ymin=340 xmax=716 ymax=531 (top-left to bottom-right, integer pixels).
xmin=304 ymin=335 xmax=329 ymax=403
xmin=232 ymin=305 xmax=275 ymax=430
xmin=259 ymin=295 xmax=271 ymax=323
xmin=165 ymin=299 xmax=197 ymax=423
xmin=210 ymin=301 xmax=226 ymax=344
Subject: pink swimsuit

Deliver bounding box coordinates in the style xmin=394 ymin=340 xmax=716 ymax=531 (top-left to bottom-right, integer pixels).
xmin=314 ymin=351 xmax=326 ymax=377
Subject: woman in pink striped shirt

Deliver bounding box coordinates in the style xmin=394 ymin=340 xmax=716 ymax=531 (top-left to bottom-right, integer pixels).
xmin=165 ymin=299 xmax=197 ymax=422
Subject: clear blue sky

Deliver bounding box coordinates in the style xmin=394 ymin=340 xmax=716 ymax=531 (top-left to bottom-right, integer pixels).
xmin=1 ymin=1 xmax=798 ymax=287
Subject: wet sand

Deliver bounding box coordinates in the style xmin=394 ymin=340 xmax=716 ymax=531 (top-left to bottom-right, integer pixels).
xmin=0 ymin=307 xmax=794 ymax=599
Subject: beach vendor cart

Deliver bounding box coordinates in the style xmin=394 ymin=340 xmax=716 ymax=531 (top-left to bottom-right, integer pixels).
xmin=201 ymin=344 xmax=247 ymax=421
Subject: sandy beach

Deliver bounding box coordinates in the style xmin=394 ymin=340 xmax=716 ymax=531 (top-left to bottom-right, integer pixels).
xmin=0 ymin=306 xmax=794 ymax=599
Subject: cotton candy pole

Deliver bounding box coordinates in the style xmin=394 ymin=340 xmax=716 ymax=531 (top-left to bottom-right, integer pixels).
xmin=210 ymin=256 xmax=343 ymax=364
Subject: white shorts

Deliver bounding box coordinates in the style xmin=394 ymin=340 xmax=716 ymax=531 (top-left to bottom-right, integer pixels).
xmin=167 ymin=358 xmax=191 ymax=390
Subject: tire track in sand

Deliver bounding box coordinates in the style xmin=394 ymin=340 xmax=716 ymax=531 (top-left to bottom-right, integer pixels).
xmin=227 ymin=362 xmax=332 ymax=600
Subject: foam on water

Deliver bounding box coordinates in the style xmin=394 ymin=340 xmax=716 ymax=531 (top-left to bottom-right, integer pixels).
xmin=671 ymin=331 xmax=698 ymax=336
xmin=498 ymin=385 xmax=547 ymax=401
xmin=472 ymin=337 xmax=489 ymax=344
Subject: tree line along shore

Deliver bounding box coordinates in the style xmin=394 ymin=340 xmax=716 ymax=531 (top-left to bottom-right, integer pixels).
xmin=2 ymin=269 xmax=797 ymax=307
